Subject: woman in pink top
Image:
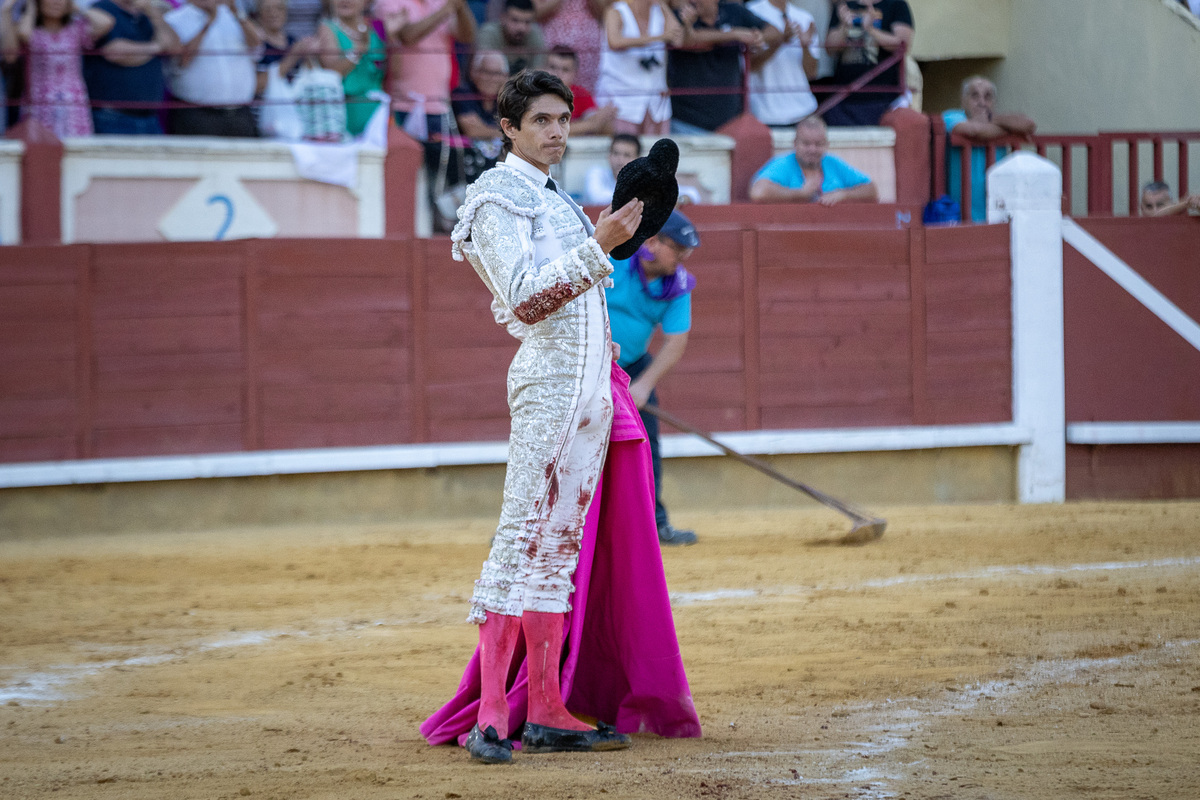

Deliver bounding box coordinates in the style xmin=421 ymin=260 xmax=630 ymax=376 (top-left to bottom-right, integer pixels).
xmin=537 ymin=0 xmax=605 ymax=91
xmin=378 ymin=0 xmax=476 ymax=139
xmin=0 ymin=0 xmax=115 ymax=138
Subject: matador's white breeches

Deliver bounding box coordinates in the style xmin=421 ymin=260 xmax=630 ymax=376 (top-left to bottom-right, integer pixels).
xmin=467 ymin=368 xmax=613 ymax=624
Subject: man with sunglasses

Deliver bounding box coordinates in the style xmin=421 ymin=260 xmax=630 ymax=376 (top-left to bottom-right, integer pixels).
xmin=606 ymin=210 xmax=701 ymax=546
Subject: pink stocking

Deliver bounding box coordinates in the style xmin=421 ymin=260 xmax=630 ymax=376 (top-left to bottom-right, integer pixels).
xmin=522 ymin=611 xmax=591 ymax=731
xmin=477 ymin=613 xmax=521 ymax=738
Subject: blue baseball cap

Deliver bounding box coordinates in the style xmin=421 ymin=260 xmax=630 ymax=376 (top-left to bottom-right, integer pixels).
xmin=657 ymin=210 xmax=700 ymax=249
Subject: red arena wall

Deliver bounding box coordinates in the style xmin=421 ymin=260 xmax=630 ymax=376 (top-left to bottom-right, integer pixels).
xmin=0 ymin=205 xmax=1012 ymax=463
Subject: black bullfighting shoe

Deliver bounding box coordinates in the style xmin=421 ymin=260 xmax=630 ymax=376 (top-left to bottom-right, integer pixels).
xmin=658 ymin=524 xmax=698 ymax=546
xmin=465 ymin=724 xmax=514 ymax=764
xmin=521 ymin=721 xmax=631 ymax=753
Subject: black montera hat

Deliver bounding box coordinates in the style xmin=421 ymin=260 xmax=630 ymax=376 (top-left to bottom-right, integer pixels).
xmin=609 ymin=138 xmax=680 ymax=260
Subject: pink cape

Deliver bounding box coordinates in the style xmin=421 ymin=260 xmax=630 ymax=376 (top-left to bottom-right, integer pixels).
xmin=419 ymin=366 xmax=703 ymax=745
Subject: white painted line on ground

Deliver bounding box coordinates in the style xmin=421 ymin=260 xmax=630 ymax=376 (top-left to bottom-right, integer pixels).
xmin=669 ymin=556 xmax=1200 ymax=606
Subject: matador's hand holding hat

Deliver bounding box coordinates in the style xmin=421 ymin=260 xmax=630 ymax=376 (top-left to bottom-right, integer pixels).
xmin=609 ymin=138 xmax=680 ymax=260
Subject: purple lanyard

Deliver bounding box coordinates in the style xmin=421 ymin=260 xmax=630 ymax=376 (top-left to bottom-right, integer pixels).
xmin=630 ymin=246 xmax=696 ymax=301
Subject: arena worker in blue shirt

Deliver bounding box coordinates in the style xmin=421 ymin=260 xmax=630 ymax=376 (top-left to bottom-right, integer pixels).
xmin=606 ymin=210 xmax=701 ymax=547
xmin=749 ymin=115 xmax=879 ymax=205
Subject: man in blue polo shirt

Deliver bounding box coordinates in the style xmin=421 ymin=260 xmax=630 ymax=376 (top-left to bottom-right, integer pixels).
xmin=607 ymin=210 xmax=701 ymax=546
xmin=749 ymin=115 xmax=878 ymax=205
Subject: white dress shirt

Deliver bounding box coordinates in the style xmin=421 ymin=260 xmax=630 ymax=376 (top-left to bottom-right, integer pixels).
xmin=165 ymin=4 xmax=257 ymax=106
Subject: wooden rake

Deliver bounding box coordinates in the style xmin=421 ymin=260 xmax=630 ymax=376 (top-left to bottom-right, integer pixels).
xmin=643 ymin=405 xmax=887 ymax=545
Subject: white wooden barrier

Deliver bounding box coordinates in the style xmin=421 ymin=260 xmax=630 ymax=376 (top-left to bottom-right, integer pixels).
xmin=559 ymin=134 xmax=735 ymax=204
xmin=0 ymin=140 xmax=22 ymax=245
xmin=60 ymin=136 xmax=385 ymax=243
xmin=989 ymin=151 xmax=1066 ymax=503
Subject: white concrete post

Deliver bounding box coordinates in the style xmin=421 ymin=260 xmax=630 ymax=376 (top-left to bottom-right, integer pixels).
xmin=988 ymin=152 xmax=1065 ymax=503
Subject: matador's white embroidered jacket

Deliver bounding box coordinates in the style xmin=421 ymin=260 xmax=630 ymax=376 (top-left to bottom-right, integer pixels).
xmin=452 ymin=153 xmax=616 ymax=623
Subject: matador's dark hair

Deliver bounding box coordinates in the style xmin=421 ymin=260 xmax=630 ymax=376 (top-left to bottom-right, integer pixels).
xmin=497 ymin=70 xmax=575 ymax=150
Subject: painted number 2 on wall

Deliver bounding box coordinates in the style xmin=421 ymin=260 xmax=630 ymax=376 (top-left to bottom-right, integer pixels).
xmin=207 ymin=194 xmax=235 ymax=241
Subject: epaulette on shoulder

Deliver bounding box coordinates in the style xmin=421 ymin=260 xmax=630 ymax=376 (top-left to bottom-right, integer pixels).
xmin=450 ymin=167 xmax=547 ymax=261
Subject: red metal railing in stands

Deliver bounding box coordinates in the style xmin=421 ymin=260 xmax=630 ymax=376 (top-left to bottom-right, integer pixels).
xmin=1103 ymin=131 xmax=1197 ymax=216
xmin=931 ymin=115 xmax=1200 ymax=222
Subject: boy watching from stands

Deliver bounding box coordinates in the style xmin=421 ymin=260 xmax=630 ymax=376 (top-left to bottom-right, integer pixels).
xmin=583 ymin=131 xmax=639 ymax=205
xmin=544 ymin=44 xmax=616 ymax=135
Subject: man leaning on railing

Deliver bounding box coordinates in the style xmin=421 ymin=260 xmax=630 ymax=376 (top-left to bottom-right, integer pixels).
xmin=1139 ymin=181 xmax=1200 ymax=217
xmin=942 ymin=75 xmax=1036 ymax=223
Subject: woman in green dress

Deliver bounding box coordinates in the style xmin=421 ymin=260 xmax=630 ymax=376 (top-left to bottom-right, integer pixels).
xmin=317 ymin=0 xmax=390 ymax=136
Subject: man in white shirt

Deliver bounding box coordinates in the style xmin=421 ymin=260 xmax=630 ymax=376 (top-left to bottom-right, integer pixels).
xmin=747 ymin=0 xmax=822 ymax=128
xmin=165 ymin=0 xmax=260 ymax=136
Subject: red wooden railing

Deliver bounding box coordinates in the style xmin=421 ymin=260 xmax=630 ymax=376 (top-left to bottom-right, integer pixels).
xmin=930 ymin=115 xmax=1200 ymax=222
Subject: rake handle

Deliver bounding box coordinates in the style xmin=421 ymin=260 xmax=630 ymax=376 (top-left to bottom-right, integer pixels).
xmin=642 ymin=403 xmax=876 ymax=525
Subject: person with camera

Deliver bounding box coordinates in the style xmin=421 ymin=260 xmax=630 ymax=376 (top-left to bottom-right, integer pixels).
xmin=594 ymin=0 xmax=684 ymax=136
xmin=822 ymin=0 xmax=913 ymax=126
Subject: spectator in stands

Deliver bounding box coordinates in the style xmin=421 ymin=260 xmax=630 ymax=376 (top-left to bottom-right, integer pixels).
xmin=381 ymin=0 xmax=476 ymax=143
xmin=477 ymin=0 xmax=545 ymax=74
xmin=595 ymin=0 xmax=682 ymax=136
xmin=451 ymin=48 xmax=506 ymax=138
xmin=252 ymin=0 xmax=315 ymax=96
xmin=822 ymin=0 xmax=913 ymax=126
xmin=538 ymin=0 xmax=605 ymax=91
xmin=583 ymin=131 xmax=639 ymax=205
xmin=746 ymin=0 xmax=821 ymax=129
xmin=165 ymin=0 xmax=261 ymax=136
xmin=1 ymin=0 xmax=115 ymax=138
xmin=285 ymin=0 xmax=323 ymax=38
xmin=543 ymin=43 xmax=615 ymax=135
xmin=749 ymin=114 xmax=877 ymax=204
xmin=317 ymin=0 xmax=387 ymax=136
xmin=943 ymin=75 xmax=1036 ymax=223
xmin=667 ymin=0 xmax=777 ymax=135
xmin=1140 ymin=181 xmax=1200 ymax=217
xmin=80 ymin=0 xmax=178 ymax=135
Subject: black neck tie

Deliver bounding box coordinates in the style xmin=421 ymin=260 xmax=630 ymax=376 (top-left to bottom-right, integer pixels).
xmin=545 ymin=175 xmax=590 ymax=230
